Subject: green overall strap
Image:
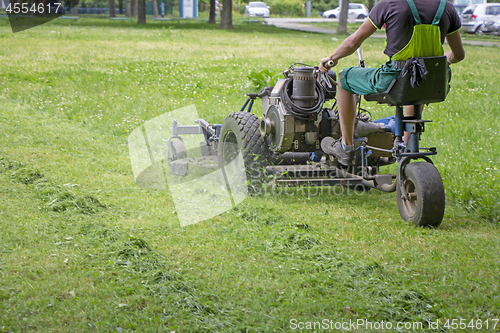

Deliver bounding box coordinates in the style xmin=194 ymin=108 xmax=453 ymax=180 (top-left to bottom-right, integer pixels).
xmin=405 ymin=0 xmax=422 ymax=25
xmin=406 ymin=0 xmax=446 ymax=25
xmin=432 ymin=0 xmax=446 ymax=25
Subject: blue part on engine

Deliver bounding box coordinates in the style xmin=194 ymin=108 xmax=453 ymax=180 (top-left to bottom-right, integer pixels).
xmin=213 ymin=124 xmax=222 ymax=138
xmin=310 ymin=152 xmax=323 ymax=162
xmin=374 ymin=116 xmax=396 ymax=134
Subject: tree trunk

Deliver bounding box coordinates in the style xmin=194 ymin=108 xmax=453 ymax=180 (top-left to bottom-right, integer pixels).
xmin=152 ymin=0 xmax=159 ymax=18
xmin=125 ymin=0 xmax=131 ymax=16
xmin=72 ymin=0 xmax=78 ymax=15
xmin=338 ymin=0 xmax=349 ymax=33
xmin=109 ymin=0 xmax=116 ymax=17
xmin=137 ymin=0 xmax=146 ymax=23
xmin=131 ymin=0 xmax=137 ymax=17
xmin=119 ymin=0 xmax=123 ymax=14
xmin=368 ymin=0 xmax=374 ymax=10
xmin=219 ymin=0 xmax=232 ymax=29
xmin=208 ymin=0 xmax=215 ymax=24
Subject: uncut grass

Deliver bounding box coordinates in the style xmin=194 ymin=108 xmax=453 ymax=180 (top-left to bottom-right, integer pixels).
xmin=0 ymin=18 xmax=499 ymax=331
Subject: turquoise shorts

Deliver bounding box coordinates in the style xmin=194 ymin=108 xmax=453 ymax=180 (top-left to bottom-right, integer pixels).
xmin=339 ymin=61 xmax=401 ymax=95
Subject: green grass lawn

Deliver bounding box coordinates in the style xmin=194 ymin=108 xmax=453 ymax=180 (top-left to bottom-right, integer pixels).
xmin=0 ymin=17 xmax=499 ymax=332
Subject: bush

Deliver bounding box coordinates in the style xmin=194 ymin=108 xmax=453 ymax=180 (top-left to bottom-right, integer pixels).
xmin=235 ymin=3 xmax=246 ymax=15
xmin=269 ymin=0 xmax=303 ymax=16
xmin=313 ymin=0 xmax=338 ymax=13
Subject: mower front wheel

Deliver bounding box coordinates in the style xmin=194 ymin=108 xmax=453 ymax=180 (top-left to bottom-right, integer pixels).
xmin=218 ymin=112 xmax=271 ymax=193
xmin=396 ymin=162 xmax=445 ymax=227
xmin=168 ymin=139 xmax=187 ymax=161
xmin=167 ymin=139 xmax=188 ymax=176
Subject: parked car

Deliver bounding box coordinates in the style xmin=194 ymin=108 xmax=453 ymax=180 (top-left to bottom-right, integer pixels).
xmin=480 ymin=14 xmax=500 ymax=35
xmin=460 ymin=3 xmax=500 ymax=34
xmin=245 ymin=1 xmax=270 ymax=18
xmin=322 ymin=3 xmax=369 ymax=19
xmin=453 ymin=4 xmax=468 ymax=15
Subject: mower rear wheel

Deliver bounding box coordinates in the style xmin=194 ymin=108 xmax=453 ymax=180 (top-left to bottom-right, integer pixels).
xmin=218 ymin=112 xmax=271 ymax=193
xmin=396 ymin=162 xmax=445 ymax=227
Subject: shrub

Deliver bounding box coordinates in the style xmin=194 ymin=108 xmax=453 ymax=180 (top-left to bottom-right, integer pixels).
xmin=313 ymin=0 xmax=339 ymax=14
xmin=269 ymin=0 xmax=303 ymax=17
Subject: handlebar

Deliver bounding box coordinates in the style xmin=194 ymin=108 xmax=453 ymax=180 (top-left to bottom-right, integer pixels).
xmin=324 ymin=47 xmax=364 ymax=69
xmin=356 ymin=47 xmax=365 ymax=68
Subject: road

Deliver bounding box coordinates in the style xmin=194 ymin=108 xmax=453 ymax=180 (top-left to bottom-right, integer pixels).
xmin=264 ymin=17 xmax=500 ymax=47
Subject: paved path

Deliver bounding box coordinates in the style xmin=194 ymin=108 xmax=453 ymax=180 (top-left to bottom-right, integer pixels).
xmin=270 ymin=22 xmax=337 ymax=34
xmin=265 ymin=18 xmax=500 ymax=47
xmin=459 ymin=39 xmax=500 ymax=47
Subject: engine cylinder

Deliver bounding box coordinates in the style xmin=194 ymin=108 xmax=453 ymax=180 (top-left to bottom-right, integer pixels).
xmin=291 ymin=67 xmax=316 ymax=108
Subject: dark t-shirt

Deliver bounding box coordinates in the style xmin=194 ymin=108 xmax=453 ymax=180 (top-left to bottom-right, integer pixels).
xmin=369 ymin=0 xmax=462 ymax=57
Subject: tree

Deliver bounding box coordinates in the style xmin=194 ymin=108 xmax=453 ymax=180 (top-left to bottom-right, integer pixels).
xmin=109 ymin=0 xmax=116 ymax=17
xmin=118 ymin=0 xmax=124 ymax=14
xmin=338 ymin=0 xmax=349 ymax=33
xmin=137 ymin=0 xmax=145 ymax=23
xmin=152 ymin=0 xmax=159 ymax=18
xmin=219 ymin=0 xmax=232 ymax=29
xmin=125 ymin=0 xmax=131 ymax=16
xmin=368 ymin=0 xmax=374 ymax=10
xmin=72 ymin=0 xmax=78 ymax=15
xmin=209 ymin=0 xmax=216 ymax=24
xmin=131 ymin=0 xmax=137 ymax=17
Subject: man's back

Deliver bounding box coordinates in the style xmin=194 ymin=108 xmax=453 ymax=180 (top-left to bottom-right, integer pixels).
xmin=369 ymin=0 xmax=462 ymax=58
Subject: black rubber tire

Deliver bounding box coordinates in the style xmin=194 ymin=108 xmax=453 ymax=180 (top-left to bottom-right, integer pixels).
xmin=396 ymin=162 xmax=445 ymax=227
xmin=328 ymin=14 xmax=336 ymax=18
xmin=475 ymin=24 xmax=484 ymax=35
xmin=218 ymin=112 xmax=271 ymax=193
xmin=168 ymin=139 xmax=188 ymax=175
xmin=357 ymin=14 xmax=366 ymax=19
xmin=169 ymin=140 xmax=187 ymax=161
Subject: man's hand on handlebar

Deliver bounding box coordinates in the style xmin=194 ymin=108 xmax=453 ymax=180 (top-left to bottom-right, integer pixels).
xmin=319 ymin=57 xmax=337 ymax=73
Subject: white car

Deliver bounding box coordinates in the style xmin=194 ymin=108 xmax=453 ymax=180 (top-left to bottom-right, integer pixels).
xmin=245 ymin=2 xmax=270 ymax=18
xmin=322 ymin=3 xmax=369 ymax=19
xmin=480 ymin=14 xmax=500 ymax=35
xmin=461 ymin=3 xmax=500 ymax=34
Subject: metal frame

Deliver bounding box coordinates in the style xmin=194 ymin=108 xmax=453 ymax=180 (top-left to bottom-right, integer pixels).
xmin=165 ymin=53 xmax=447 ymax=196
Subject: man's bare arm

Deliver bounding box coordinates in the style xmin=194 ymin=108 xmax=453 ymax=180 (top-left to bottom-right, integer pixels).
xmin=445 ymin=30 xmax=465 ymax=64
xmin=319 ymin=20 xmax=378 ymax=72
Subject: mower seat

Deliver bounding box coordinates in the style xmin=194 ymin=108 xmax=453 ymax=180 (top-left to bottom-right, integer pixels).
xmin=364 ymin=56 xmax=450 ymax=106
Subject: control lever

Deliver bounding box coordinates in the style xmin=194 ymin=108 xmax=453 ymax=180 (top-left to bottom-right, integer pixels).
xmin=357 ymin=48 xmax=365 ymax=68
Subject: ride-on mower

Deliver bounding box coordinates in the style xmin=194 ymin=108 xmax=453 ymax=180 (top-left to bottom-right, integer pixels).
xmin=167 ymin=50 xmax=449 ymax=227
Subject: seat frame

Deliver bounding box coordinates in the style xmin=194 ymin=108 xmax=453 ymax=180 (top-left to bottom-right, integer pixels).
xmin=364 ymin=56 xmax=449 ymax=156
xmin=364 ymin=56 xmax=450 ymax=106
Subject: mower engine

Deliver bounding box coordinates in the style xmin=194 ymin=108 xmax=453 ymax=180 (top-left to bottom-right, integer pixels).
xmin=259 ymin=65 xmax=388 ymax=155
xmin=259 ymin=66 xmax=337 ymax=153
